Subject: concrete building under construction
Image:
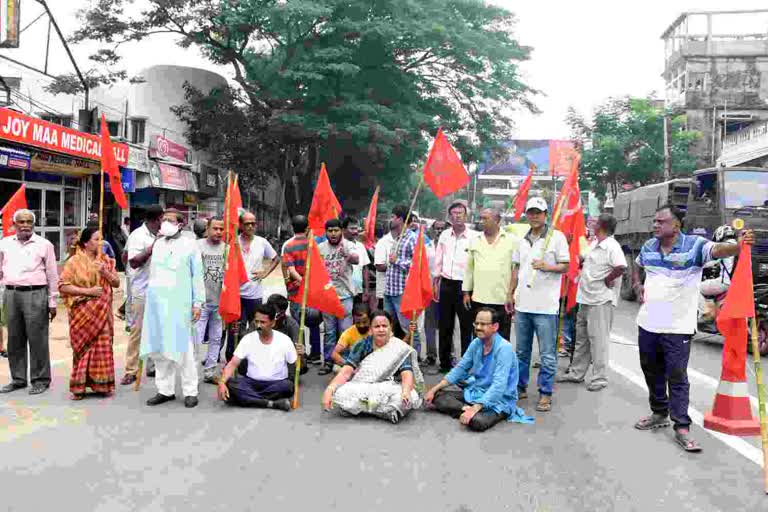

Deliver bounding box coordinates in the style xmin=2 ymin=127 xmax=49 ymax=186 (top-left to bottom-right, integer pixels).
xmin=662 ymin=9 xmax=768 ymax=168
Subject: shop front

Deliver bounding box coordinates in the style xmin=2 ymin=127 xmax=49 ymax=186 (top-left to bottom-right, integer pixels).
xmin=0 ymin=107 xmax=129 ymax=261
xmin=134 ymin=160 xmax=200 ymax=227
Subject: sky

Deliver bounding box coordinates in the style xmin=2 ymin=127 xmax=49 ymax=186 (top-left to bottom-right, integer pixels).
xmin=4 ymin=0 xmax=768 ymax=140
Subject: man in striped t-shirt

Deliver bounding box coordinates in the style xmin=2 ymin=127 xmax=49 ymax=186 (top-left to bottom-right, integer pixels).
xmin=632 ymin=203 xmax=751 ymax=453
xmin=281 ymin=215 xmax=322 ymax=363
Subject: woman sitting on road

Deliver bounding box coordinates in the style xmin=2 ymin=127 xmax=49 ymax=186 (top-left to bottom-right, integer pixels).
xmin=59 ymin=227 xmax=121 ymax=400
xmin=321 ymin=310 xmax=424 ymax=423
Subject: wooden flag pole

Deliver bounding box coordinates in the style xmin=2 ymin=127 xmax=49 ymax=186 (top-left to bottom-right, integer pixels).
xmin=392 ymin=177 xmax=425 ymax=257
xmin=293 ymin=235 xmax=313 ymax=409
xmin=555 ymin=278 xmax=568 ymax=354
xmin=526 ymin=184 xmax=571 ymax=289
xmin=750 ymin=315 xmax=768 ymax=493
xmin=405 ymin=225 xmax=425 ymax=347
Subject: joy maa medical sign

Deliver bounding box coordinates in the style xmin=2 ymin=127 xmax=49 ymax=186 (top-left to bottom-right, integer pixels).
xmin=0 ymin=107 xmax=129 ymax=166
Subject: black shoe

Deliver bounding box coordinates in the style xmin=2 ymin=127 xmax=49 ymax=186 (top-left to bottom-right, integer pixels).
xmin=269 ymin=398 xmax=291 ymax=412
xmin=318 ymin=363 xmax=333 ymax=375
xmin=146 ymin=393 xmax=175 ymax=406
xmin=0 ymin=382 xmax=26 ymax=393
xmin=425 ymin=358 xmax=436 ymax=367
xmin=184 ymin=396 xmax=199 ymax=408
xmin=146 ymin=369 xmax=156 ymax=378
xmin=29 ymin=383 xmax=49 ymax=395
xmin=307 ymin=355 xmax=322 ymax=365
xmin=0 ymin=350 xmax=7 ymax=358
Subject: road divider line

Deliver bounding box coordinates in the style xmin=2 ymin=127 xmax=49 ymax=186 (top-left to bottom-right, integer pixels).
xmin=609 ymin=359 xmax=764 ymax=468
xmin=611 ymin=333 xmax=759 ymax=409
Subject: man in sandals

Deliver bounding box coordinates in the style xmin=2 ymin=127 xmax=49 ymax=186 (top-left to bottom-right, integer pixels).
xmin=632 ymin=204 xmax=751 ymax=452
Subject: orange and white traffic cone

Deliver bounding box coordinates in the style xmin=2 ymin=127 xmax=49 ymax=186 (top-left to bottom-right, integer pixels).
xmin=704 ymin=377 xmax=760 ymax=436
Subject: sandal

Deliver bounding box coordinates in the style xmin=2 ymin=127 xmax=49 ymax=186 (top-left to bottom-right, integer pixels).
xmin=674 ymin=430 xmax=702 ymax=453
xmin=634 ymin=414 xmax=670 ymax=430
xmin=70 ymin=393 xmax=85 ymax=401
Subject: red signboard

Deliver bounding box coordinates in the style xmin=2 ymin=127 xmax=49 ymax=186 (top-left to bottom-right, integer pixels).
xmin=0 ymin=107 xmax=129 ymax=166
xmin=152 ymin=135 xmax=189 ymax=163
xmin=158 ymin=162 xmax=188 ymax=190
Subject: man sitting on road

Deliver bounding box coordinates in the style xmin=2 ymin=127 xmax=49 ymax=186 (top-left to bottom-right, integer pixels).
xmin=425 ymin=308 xmax=533 ymax=432
xmin=265 ymin=294 xmax=307 ymax=375
xmin=330 ymin=302 xmax=372 ymax=372
xmin=217 ymin=303 xmax=296 ymax=411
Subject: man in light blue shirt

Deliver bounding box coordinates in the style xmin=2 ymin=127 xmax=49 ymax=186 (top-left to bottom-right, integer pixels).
xmin=426 ymin=307 xmax=533 ymax=431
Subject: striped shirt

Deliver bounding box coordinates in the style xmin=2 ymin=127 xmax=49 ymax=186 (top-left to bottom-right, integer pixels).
xmin=636 ymin=233 xmax=714 ymax=334
xmin=282 ymin=235 xmax=309 ymax=300
xmin=383 ymin=228 xmax=433 ymax=297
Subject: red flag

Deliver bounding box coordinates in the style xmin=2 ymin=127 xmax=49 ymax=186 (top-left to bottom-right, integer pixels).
xmin=554 ymin=155 xmax=581 ymax=226
xmin=99 ymin=114 xmax=128 ymax=209
xmin=363 ymin=186 xmax=380 ymax=250
xmin=564 ymin=210 xmax=587 ymax=311
xmin=219 ymin=235 xmax=249 ymax=325
xmin=717 ymin=244 xmax=755 ymax=381
xmin=292 ymin=238 xmax=345 ymax=318
xmin=308 ymin=163 xmax=342 ymax=232
xmin=1 ymin=184 xmax=27 ymax=236
xmin=553 ymin=155 xmax=585 ymax=312
xmin=513 ymin=165 xmax=535 ymax=222
xmin=422 ymin=128 xmax=470 ymax=199
xmin=400 ymin=227 xmax=433 ymax=318
xmin=226 ymin=175 xmax=243 ymax=241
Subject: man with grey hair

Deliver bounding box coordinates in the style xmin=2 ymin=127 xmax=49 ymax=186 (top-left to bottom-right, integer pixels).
xmin=0 ymin=209 xmax=59 ymax=395
xmin=558 ymin=213 xmax=627 ymax=391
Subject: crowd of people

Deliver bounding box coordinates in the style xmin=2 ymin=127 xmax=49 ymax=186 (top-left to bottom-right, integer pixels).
xmin=0 ymin=198 xmax=751 ymax=445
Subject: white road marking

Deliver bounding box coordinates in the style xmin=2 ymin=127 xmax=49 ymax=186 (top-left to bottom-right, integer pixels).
xmin=609 ymin=360 xmax=764 ymax=468
xmin=611 ymin=333 xmax=759 ymax=409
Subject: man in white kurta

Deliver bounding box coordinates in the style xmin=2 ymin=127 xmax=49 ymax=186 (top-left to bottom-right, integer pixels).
xmin=140 ymin=210 xmax=205 ymax=408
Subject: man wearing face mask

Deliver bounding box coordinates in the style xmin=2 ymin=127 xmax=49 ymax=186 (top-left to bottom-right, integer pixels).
xmin=140 ymin=209 xmax=205 ymax=408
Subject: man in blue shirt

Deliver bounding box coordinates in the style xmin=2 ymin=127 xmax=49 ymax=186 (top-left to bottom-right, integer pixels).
xmin=425 ymin=307 xmax=532 ymax=431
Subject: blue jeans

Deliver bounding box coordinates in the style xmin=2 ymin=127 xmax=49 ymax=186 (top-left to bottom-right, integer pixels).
xmin=322 ymin=297 xmax=354 ymax=360
xmin=515 ymin=311 xmax=558 ymax=396
xmin=383 ymin=294 xmax=421 ymax=355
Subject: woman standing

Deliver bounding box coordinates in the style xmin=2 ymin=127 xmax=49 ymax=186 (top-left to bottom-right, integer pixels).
xmin=321 ymin=310 xmax=424 ymax=423
xmin=59 ymin=227 xmax=121 ymax=400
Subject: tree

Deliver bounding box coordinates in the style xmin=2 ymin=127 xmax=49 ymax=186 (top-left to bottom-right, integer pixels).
xmin=52 ymin=0 xmax=536 ymax=215
xmin=566 ymin=97 xmax=701 ymax=198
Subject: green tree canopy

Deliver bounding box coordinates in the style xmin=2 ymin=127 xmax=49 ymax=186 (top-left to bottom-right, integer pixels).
xmin=53 ymin=0 xmax=536 ymax=216
xmin=566 ymin=97 xmax=701 ymax=199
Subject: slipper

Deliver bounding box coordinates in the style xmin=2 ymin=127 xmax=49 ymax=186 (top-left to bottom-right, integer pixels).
xmin=674 ymin=431 xmax=702 ymax=453
xmin=0 ymin=350 xmax=7 ymax=358
xmin=634 ymin=414 xmax=670 ymax=430
xmin=70 ymin=393 xmax=85 ymax=401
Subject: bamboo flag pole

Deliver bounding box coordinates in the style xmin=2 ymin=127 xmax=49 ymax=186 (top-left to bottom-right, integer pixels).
xmin=293 ymin=235 xmax=313 ymax=409
xmin=405 ymin=226 xmax=425 ymax=347
xmin=555 ymin=278 xmax=568 ymax=353
xmin=749 ymin=316 xmax=768 ymax=493
xmin=525 ymin=183 xmax=572 ymax=289
xmin=391 ymin=177 xmax=425 ymax=258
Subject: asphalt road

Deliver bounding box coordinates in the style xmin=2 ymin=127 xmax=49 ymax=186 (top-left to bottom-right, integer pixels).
xmin=1 ymin=277 xmax=767 ymax=511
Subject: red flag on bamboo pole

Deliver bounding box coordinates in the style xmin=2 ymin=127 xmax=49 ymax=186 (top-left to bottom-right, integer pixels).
xmin=422 ymin=128 xmax=470 ymax=199
xmin=1 ymin=183 xmax=27 ymax=236
xmin=400 ymin=226 xmax=432 ymax=317
xmin=219 ymin=234 xmax=249 ymax=324
xmin=226 ymin=174 xmax=243 ymax=241
xmin=292 ymin=238 xmax=345 ymax=318
xmin=717 ymin=244 xmax=755 ymax=381
xmin=99 ymin=114 xmax=128 ymax=209
xmin=554 ymin=155 xmax=585 ymax=312
xmin=308 ymin=163 xmax=342 ymax=232
xmin=513 ymin=165 xmax=535 ymax=222
xmin=363 ymin=186 xmax=380 ymax=250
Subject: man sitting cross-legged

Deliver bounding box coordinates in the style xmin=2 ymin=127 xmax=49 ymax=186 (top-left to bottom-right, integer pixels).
xmin=425 ymin=308 xmax=533 ymax=432
xmin=217 ymin=303 xmax=296 ymax=411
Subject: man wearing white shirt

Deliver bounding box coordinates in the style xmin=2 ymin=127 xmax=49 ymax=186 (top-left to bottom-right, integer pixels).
xmin=217 ymin=303 xmax=296 ymax=411
xmin=434 ymin=200 xmax=479 ymax=373
xmin=373 ymin=223 xmax=396 ymax=310
xmin=342 ymin=216 xmax=371 ymax=305
xmin=558 ymin=214 xmax=627 ymax=391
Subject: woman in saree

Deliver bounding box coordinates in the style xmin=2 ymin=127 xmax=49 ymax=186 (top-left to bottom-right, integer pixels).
xmin=321 ymin=310 xmax=424 ymax=423
xmin=59 ymin=227 xmax=121 ymax=400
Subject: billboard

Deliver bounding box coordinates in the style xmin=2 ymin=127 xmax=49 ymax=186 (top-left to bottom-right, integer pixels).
xmin=478 ymin=139 xmax=580 ymax=178
xmin=0 ymin=0 xmax=19 ymax=48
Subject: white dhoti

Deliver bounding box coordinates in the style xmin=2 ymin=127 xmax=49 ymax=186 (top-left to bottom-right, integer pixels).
xmin=151 ymin=338 xmax=199 ymax=398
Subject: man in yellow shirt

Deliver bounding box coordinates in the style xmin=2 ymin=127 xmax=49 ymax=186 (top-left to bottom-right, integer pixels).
xmin=330 ymin=303 xmax=372 ymax=370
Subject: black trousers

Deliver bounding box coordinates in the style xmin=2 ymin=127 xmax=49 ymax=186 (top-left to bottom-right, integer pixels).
xmin=432 ymin=388 xmax=508 ymax=432
xmin=226 ymin=376 xmax=294 ymax=407
xmin=437 ymin=279 xmax=474 ymax=370
xmin=5 ymin=288 xmax=51 ymax=386
xmin=471 ymin=302 xmax=512 ymax=342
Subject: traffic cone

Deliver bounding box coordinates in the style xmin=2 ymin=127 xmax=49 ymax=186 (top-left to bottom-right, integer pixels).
xmin=704 ymin=378 xmax=760 ymax=436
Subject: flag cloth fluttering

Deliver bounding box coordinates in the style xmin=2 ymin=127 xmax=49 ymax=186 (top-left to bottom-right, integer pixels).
xmin=400 ymin=226 xmax=433 ymax=318
xmin=422 ymin=128 xmax=470 ymax=199
xmin=219 ymin=174 xmax=249 ymax=324
xmin=554 ymin=156 xmax=585 ymax=311
xmin=292 ymin=238 xmax=346 ymax=318
xmin=363 ymin=186 xmax=380 ymax=250
xmin=716 ymin=243 xmax=755 ymax=382
xmin=308 ymin=163 xmax=342 ymax=232
xmin=513 ymin=165 xmax=535 ymax=222
xmin=99 ymin=114 xmax=128 ymax=209
xmin=226 ymin=175 xmax=243 ymax=241
xmin=1 ymin=183 xmax=27 ymax=236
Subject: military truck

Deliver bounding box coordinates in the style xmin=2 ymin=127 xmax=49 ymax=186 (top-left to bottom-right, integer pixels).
xmin=614 ymin=166 xmax=768 ymax=302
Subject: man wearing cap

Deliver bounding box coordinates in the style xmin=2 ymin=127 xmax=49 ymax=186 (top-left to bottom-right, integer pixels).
xmin=434 ymin=200 xmax=479 ymax=373
xmin=507 ymin=197 xmax=570 ymax=413
xmin=462 ymin=207 xmax=516 ymax=342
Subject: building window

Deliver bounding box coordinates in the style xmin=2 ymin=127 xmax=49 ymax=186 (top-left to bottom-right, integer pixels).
xmin=130 ymin=119 xmax=146 ymax=144
xmin=107 ymin=121 xmax=120 ymax=137
xmin=41 ymin=115 xmax=73 ymax=128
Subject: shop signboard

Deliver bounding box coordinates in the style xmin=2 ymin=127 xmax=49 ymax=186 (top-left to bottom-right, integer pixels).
xmin=150 ymin=135 xmax=190 ymax=163
xmin=31 ymin=151 xmax=100 ymax=174
xmin=105 ymin=169 xmax=136 ymax=193
xmin=0 ymin=107 xmax=129 ymax=165
xmin=127 ymin=144 xmax=150 ymax=173
xmin=478 ymin=139 xmax=580 ymax=178
xmin=0 ymin=145 xmax=29 ymax=169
